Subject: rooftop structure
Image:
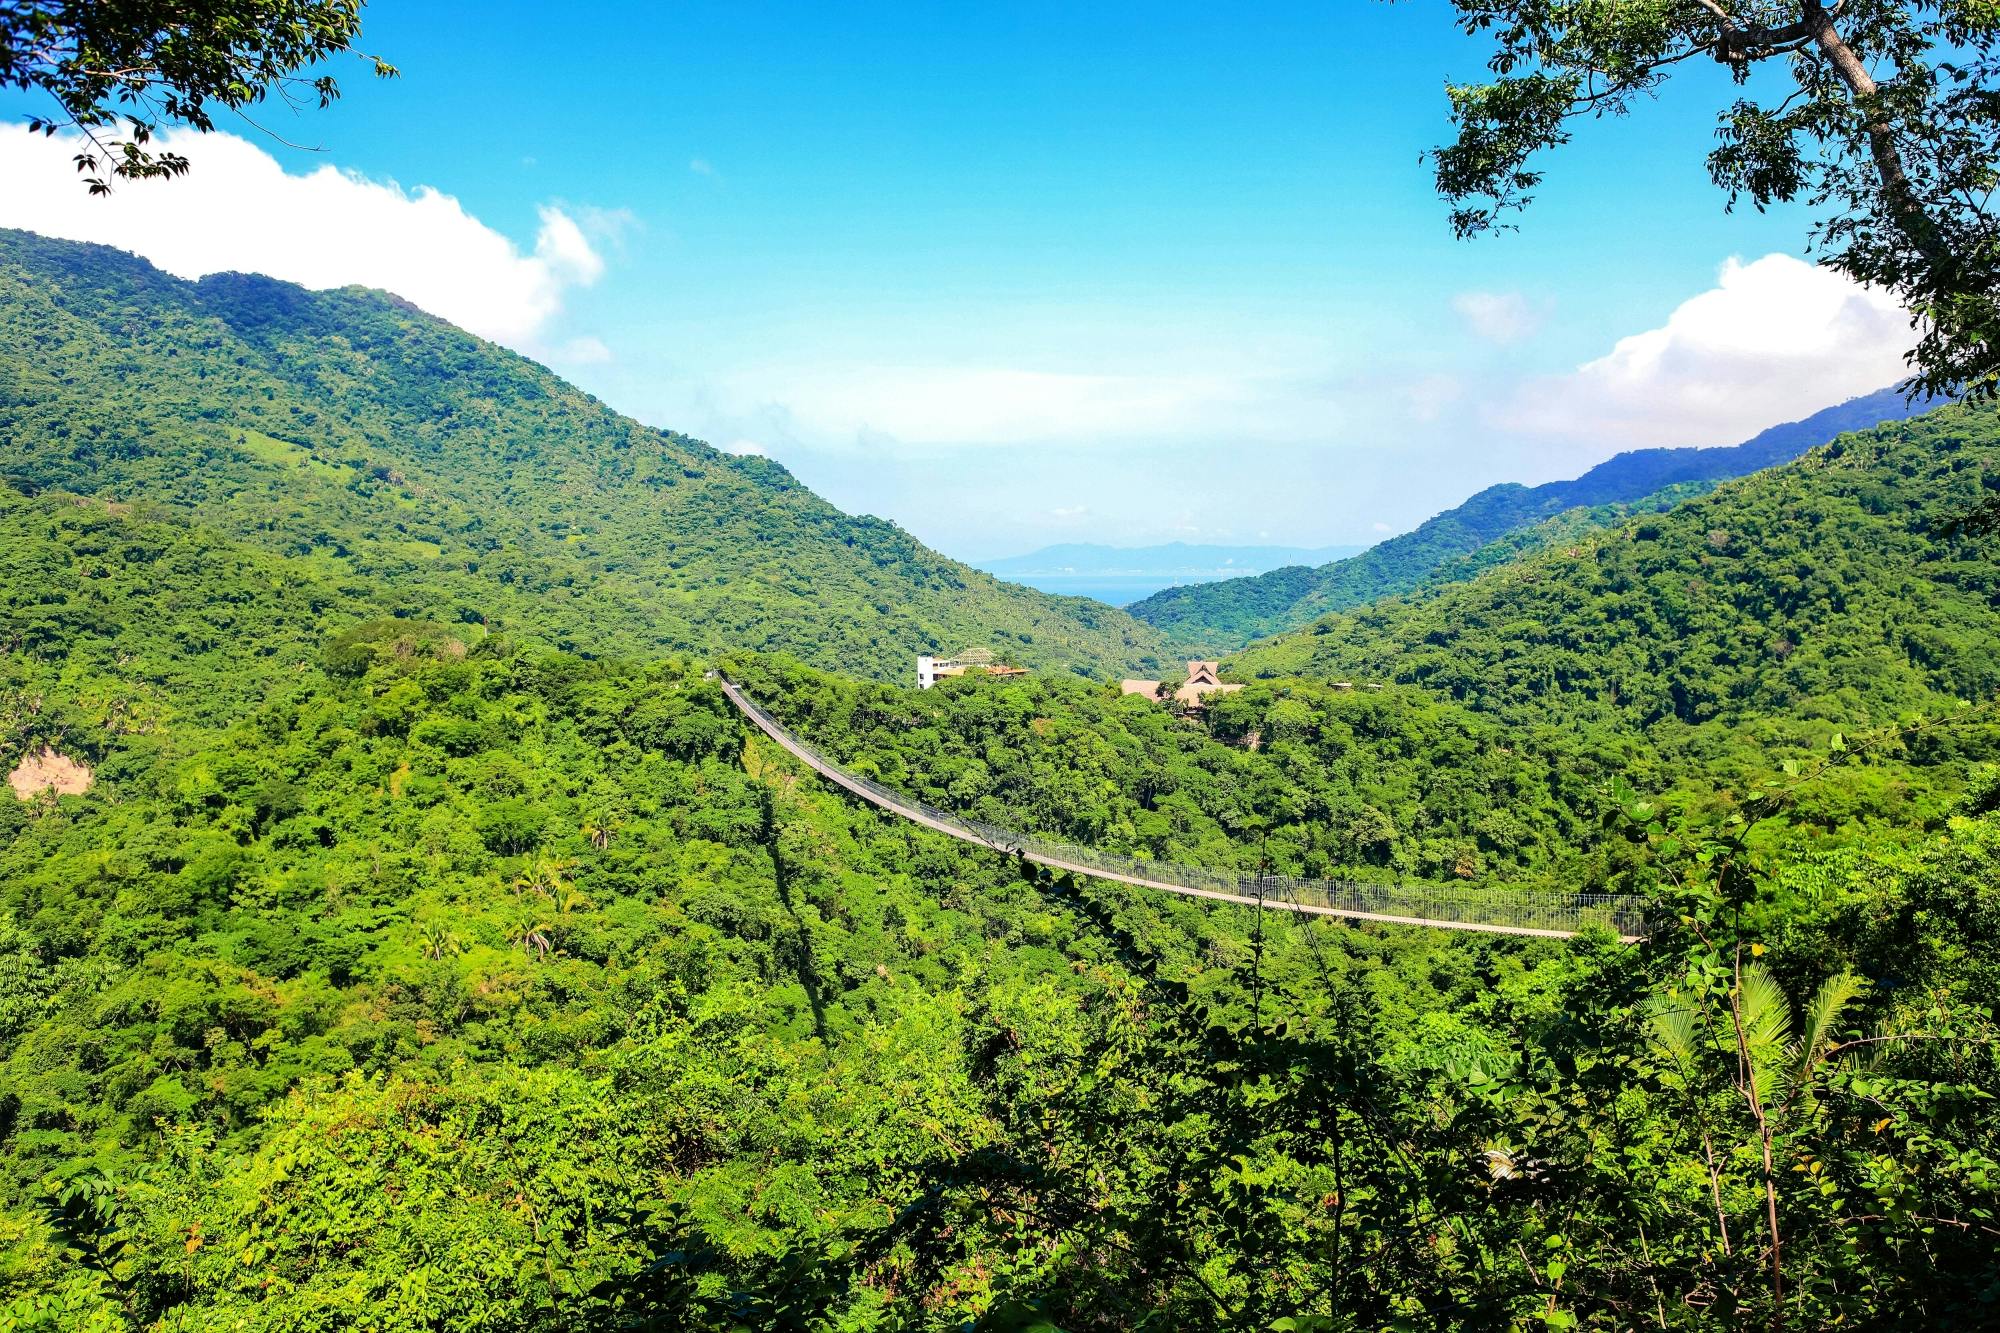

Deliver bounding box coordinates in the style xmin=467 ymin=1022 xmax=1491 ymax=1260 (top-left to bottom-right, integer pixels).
xmin=1120 ymin=660 xmax=1244 ymax=710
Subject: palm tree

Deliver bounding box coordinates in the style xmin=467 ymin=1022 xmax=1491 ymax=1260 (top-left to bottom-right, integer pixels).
xmin=416 ymin=920 xmax=464 ymax=961
xmin=512 ymin=855 xmax=576 ymax=901
xmin=1651 ymin=962 xmax=1869 ymax=1111
xmin=508 ymin=910 xmax=553 ymax=958
xmin=1649 ymin=960 xmax=1870 ymax=1323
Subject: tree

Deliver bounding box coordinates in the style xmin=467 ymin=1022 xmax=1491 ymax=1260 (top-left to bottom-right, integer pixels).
xmin=1650 ymin=959 xmax=1870 ymax=1318
xmin=1 ymin=0 xmax=394 ymax=193
xmin=1431 ymin=1 xmax=2000 ymax=399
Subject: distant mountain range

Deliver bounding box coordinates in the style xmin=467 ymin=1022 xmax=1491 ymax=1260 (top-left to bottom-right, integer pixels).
xmin=1129 ymin=385 xmax=1941 ymax=651
xmin=981 ymin=541 xmax=1368 ymax=605
xmin=1230 ymin=397 xmax=2000 ymax=739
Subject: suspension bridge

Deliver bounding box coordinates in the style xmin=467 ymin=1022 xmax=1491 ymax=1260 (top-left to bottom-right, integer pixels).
xmin=717 ymin=676 xmax=1650 ymax=941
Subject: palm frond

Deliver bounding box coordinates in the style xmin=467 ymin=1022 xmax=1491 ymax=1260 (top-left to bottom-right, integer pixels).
xmin=1737 ymin=962 xmax=1792 ymax=1050
xmin=1647 ymin=994 xmax=1702 ymax=1078
xmin=1736 ymin=961 xmax=1793 ymax=1106
xmin=1789 ymin=969 xmax=1868 ymax=1093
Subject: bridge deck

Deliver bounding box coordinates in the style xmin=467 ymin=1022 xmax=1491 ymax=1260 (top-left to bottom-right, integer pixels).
xmin=716 ymin=676 xmax=1645 ymax=942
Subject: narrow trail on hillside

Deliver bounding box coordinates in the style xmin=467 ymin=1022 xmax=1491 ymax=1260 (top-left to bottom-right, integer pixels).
xmin=716 ymin=676 xmax=1649 ymax=941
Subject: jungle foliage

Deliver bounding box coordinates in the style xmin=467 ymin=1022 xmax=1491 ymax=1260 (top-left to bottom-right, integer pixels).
xmin=3 ymin=594 xmax=1997 ymax=1329
xmin=1 ymin=241 xmax=1998 ymax=1329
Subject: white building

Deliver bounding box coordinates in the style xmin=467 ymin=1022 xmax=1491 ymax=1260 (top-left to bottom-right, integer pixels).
xmin=918 ymin=647 xmax=1023 ymax=689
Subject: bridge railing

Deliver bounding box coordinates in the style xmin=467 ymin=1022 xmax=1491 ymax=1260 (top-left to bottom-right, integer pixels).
xmin=722 ymin=679 xmax=1651 ymax=940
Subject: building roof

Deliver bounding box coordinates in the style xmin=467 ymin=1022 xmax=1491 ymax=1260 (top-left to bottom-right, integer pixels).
xmin=1174 ymin=680 xmax=1242 ymax=709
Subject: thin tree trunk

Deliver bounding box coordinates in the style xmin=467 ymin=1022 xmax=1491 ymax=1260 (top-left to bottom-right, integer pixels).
xmin=1702 ymin=1129 xmax=1733 ymax=1257
xmin=1755 ymin=1117 xmax=1785 ymax=1329
xmin=1802 ymin=0 xmax=1954 ymax=273
xmin=1725 ymin=953 xmax=1785 ymax=1330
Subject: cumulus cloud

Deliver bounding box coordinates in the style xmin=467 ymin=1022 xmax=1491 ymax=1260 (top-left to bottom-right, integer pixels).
xmin=1494 ymin=254 xmax=1911 ymax=448
xmin=1453 ymin=290 xmax=1545 ymax=344
xmin=721 ymin=439 xmax=769 ymax=456
xmin=533 ymin=207 xmax=605 ymax=285
xmin=0 ymin=124 xmax=614 ymax=347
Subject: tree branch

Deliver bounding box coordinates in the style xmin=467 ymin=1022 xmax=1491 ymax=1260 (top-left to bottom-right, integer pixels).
xmin=1802 ymin=0 xmax=1956 ymax=271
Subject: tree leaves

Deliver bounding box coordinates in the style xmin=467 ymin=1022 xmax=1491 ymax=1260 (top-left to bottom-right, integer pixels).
xmin=3 ymin=1 xmax=397 ymax=193
xmin=1429 ymin=0 xmax=2000 ymax=399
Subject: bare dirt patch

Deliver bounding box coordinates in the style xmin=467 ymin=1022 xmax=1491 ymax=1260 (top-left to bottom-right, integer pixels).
xmin=7 ymin=747 xmax=94 ymax=800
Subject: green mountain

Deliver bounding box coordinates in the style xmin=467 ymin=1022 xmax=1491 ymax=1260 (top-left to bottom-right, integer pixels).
xmin=4 ymin=233 xmax=2000 ymax=1329
xmin=1131 ymin=386 xmax=1935 ymax=651
xmin=1233 ymin=399 xmax=2000 ymax=740
xmin=0 ymin=229 xmax=1165 ymax=680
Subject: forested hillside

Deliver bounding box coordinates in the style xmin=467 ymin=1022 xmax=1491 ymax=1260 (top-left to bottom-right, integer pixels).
xmin=0 ymin=230 xmax=1165 ymax=680
xmin=3 ymin=239 xmax=1999 ymax=1331
xmin=1132 ymin=387 xmax=1931 ymax=651
xmin=6 ymin=492 xmax=2000 ymax=1329
xmin=725 ymin=651 xmax=1978 ymax=897
xmin=1233 ymin=400 xmax=2000 ymax=739
xmin=728 ymin=655 xmax=1637 ymax=891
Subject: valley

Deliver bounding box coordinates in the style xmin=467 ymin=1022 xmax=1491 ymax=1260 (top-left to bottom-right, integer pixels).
xmin=976 ymin=541 xmax=1369 ymax=605
xmin=4 ymin=195 xmax=2000 ymax=1333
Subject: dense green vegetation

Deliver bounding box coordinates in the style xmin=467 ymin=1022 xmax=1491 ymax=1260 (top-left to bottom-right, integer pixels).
xmin=0 ymin=229 xmax=1165 ymax=681
xmin=6 ymin=599 xmax=1999 ymax=1328
xmin=3 ymin=238 xmax=1999 ymax=1330
xmin=730 ymin=655 xmax=1635 ymax=890
xmin=728 ymin=622 xmax=2000 ymax=901
xmin=1234 ymin=402 xmax=2000 ymax=738
xmin=1131 ymin=388 xmax=1929 ymax=652
xmin=8 ymin=559 xmax=2000 ymax=1329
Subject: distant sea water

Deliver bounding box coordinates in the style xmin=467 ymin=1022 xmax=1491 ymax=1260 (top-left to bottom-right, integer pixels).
xmin=1005 ymin=573 xmax=1231 ymax=606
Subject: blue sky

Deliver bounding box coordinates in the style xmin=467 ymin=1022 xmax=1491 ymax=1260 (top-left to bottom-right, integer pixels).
xmin=0 ymin=1 xmax=1916 ymax=560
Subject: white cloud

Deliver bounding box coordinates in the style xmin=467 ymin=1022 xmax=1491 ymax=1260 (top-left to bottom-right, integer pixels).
xmin=533 ymin=207 xmax=604 ymax=285
xmin=0 ymin=124 xmax=613 ymax=347
xmin=690 ymin=157 xmax=716 ymax=177
xmin=1371 ymin=521 xmax=1393 ymax=533
xmin=721 ymin=439 xmax=769 ymax=456
xmin=1494 ymin=254 xmax=1911 ymax=448
xmin=1051 ymin=504 xmax=1088 ymax=519
xmin=1453 ymin=290 xmax=1545 ymax=344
